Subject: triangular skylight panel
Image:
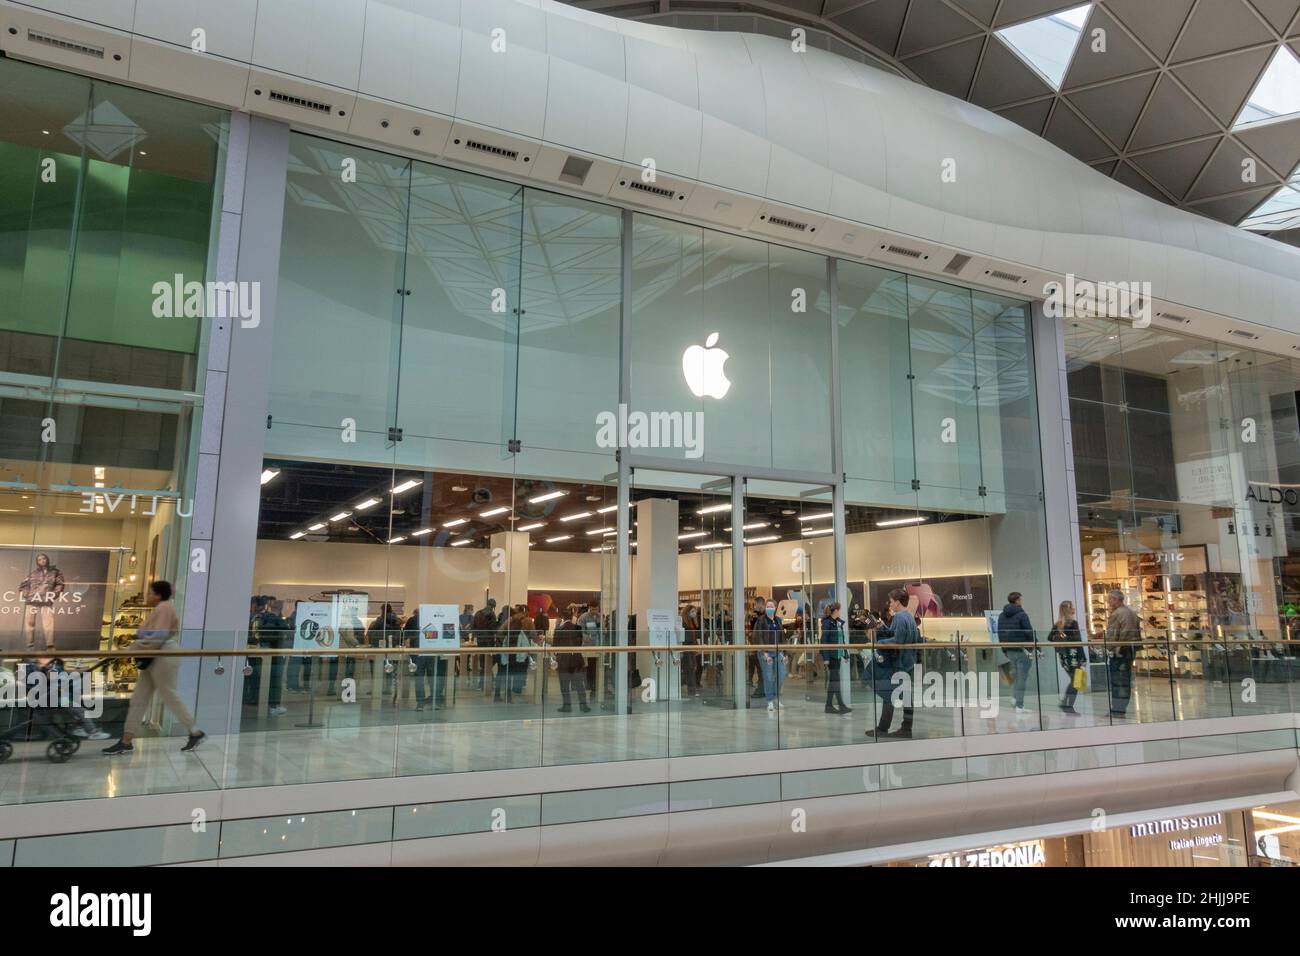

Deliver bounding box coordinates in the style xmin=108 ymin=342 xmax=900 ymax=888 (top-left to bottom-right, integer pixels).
xmin=995 ymin=3 xmax=1091 ymax=90
xmin=1240 ymin=172 xmax=1300 ymax=232
xmin=1234 ymin=46 xmax=1300 ymax=128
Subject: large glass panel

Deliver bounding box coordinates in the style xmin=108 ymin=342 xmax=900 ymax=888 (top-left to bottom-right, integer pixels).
xmin=271 ymin=135 xmax=410 ymax=444
xmin=515 ymin=189 xmax=621 ymax=456
xmin=0 ymin=58 xmax=87 ymax=379
xmin=837 ymin=260 xmax=913 ymax=498
xmin=60 ymin=81 xmax=222 ymax=390
xmin=627 ymin=468 xmax=730 ymax=759
xmin=629 ymin=214 xmax=832 ymax=471
xmin=395 ymin=161 xmax=523 ymax=464
xmin=907 ymin=275 xmax=981 ymax=505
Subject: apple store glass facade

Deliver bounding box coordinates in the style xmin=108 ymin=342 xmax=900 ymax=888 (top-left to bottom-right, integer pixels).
xmin=256 ymin=128 xmax=1052 ymax=700
xmin=0 ymin=57 xmax=224 ymax=692
xmin=1066 ymin=319 xmax=1300 ymax=645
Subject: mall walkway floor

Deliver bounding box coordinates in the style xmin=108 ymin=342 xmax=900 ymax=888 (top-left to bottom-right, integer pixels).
xmin=1 ymin=677 xmax=1291 ymax=805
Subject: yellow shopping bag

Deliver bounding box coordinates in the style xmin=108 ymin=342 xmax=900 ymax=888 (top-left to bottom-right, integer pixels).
xmin=1072 ymin=667 xmax=1088 ymax=691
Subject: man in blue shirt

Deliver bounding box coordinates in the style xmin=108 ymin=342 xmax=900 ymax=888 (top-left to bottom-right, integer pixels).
xmin=866 ymin=589 xmax=920 ymax=739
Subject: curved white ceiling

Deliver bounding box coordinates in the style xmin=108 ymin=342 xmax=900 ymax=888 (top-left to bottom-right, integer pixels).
xmin=4 ymin=0 xmax=1300 ymax=338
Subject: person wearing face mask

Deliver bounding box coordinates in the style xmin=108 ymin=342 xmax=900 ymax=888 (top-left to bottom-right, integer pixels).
xmin=753 ymin=599 xmax=785 ymax=716
xmin=681 ymin=605 xmax=702 ymax=697
xmin=820 ymin=602 xmax=851 ymax=715
xmin=746 ymin=597 xmax=767 ymax=698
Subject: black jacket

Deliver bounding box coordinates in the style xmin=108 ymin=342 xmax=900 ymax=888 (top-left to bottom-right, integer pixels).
xmin=553 ymin=620 xmax=584 ymax=672
xmin=1048 ymin=618 xmax=1085 ymax=670
xmin=996 ymin=602 xmax=1034 ymax=653
xmin=820 ymin=615 xmax=846 ymax=663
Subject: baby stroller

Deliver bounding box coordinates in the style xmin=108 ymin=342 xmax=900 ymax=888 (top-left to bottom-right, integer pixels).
xmin=0 ymin=657 xmax=108 ymax=764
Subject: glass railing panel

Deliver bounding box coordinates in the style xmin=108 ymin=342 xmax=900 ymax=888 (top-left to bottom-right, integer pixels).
xmin=1040 ymin=633 xmax=1109 ymax=730
xmin=878 ymin=757 xmax=966 ymax=790
xmin=1126 ymin=637 xmax=1178 ymax=723
xmin=1115 ymin=738 xmax=1182 ymax=765
xmin=218 ymin=807 xmax=394 ymax=859
xmin=670 ymin=773 xmax=781 ymax=812
xmin=1044 ymin=744 xmax=1117 ymax=773
xmin=0 ymin=642 xmax=232 ymax=805
xmin=394 ymin=795 xmax=542 ymax=841
xmin=538 ymin=783 xmax=669 ymax=826
xmin=781 ymin=764 xmax=881 ymax=801
xmin=543 ymin=645 xmax=666 ymax=767
xmin=1171 ymin=637 xmax=1235 ymax=719
xmin=1236 ymin=728 xmax=1299 ymax=752
xmin=12 ymin=823 xmax=219 ymax=867
xmin=967 ymin=750 xmax=1048 ymax=781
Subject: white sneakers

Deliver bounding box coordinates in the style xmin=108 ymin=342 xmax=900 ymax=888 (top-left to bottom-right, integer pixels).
xmin=269 ymin=705 xmax=288 ymax=716
xmin=767 ymin=701 xmax=775 ymax=716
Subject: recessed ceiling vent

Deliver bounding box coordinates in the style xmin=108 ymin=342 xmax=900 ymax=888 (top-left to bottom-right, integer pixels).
xmin=943 ymin=253 xmax=971 ymax=275
xmin=626 ymin=180 xmax=675 ymax=199
xmin=465 ymin=139 xmax=519 ymax=161
xmin=883 ymin=243 xmax=923 ymax=260
xmin=1227 ymin=329 xmax=1260 ymax=341
xmin=27 ymin=29 xmax=104 ymax=59
xmin=766 ymin=215 xmax=809 ymax=233
xmin=268 ymin=90 xmax=333 ymax=115
xmin=1157 ymin=311 xmax=1191 ymax=325
xmin=986 ymin=268 xmax=1025 ymax=284
xmin=559 ymin=155 xmax=592 ymax=186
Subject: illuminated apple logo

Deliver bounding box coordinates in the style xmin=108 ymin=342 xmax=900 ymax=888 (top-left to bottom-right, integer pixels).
xmin=682 ymin=332 xmax=731 ymax=399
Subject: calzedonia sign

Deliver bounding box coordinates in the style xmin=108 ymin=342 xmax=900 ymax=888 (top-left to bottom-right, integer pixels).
xmin=927 ymin=840 xmax=1045 ymax=867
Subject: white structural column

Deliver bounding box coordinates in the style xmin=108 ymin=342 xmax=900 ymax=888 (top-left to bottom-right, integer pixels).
xmin=634 ymin=498 xmax=680 ymax=699
xmin=189 ymin=114 xmax=291 ymax=729
xmin=488 ymin=531 xmax=531 ymax=608
xmin=1031 ymin=303 xmax=1086 ymax=626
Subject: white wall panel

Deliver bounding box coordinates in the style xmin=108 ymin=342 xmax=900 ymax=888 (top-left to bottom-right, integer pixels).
xmin=543 ymin=58 xmax=626 ymax=160
xmin=358 ymin=0 xmax=460 ymax=115
xmin=252 ymin=0 xmax=366 ymax=90
xmin=455 ymin=27 xmax=547 ymax=139
xmin=134 ymin=0 xmax=256 ymax=60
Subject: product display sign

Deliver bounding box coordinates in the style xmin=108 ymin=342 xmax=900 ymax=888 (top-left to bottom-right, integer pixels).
xmin=293 ymin=601 xmax=337 ymax=657
xmin=0 ymin=547 xmax=111 ymax=653
xmin=646 ymin=608 xmax=680 ymax=646
xmin=417 ymin=604 xmax=460 ymax=649
xmin=870 ymin=575 xmax=992 ymax=619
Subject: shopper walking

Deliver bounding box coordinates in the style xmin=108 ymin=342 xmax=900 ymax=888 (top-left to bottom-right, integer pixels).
xmin=1105 ymin=589 xmax=1140 ymax=717
xmin=820 ymin=602 xmax=851 ymax=715
xmin=997 ymin=591 xmax=1036 ymax=714
xmin=754 ymin=599 xmax=785 ymax=716
xmin=103 ymin=581 xmax=204 ymax=755
xmin=1048 ymin=600 xmax=1084 ymax=715
xmin=866 ymin=589 xmax=920 ymax=739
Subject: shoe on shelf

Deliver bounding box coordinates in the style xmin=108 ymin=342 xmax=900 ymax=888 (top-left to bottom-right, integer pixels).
xmin=181 ymin=731 xmax=205 ymax=752
xmin=102 ymin=740 xmax=134 ymax=756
